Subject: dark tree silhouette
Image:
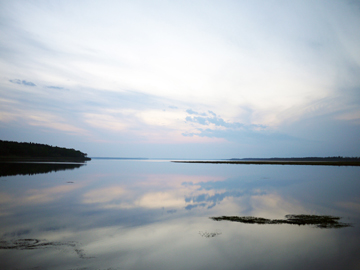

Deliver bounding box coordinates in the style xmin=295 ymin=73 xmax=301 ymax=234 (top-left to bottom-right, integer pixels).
xmin=0 ymin=140 xmax=89 ymax=159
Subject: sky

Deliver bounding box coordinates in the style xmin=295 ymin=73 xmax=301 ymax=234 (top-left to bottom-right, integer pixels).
xmin=0 ymin=0 xmax=360 ymax=158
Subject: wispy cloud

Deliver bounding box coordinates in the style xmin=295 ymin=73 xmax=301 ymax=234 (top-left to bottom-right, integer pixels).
xmin=0 ymin=0 xmax=359 ymax=157
xmin=9 ymin=79 xmax=36 ymax=87
xmin=46 ymin=86 xmax=64 ymax=90
xmin=185 ymin=109 xmax=206 ymax=116
xmin=183 ymin=110 xmax=271 ymax=142
xmin=185 ymin=110 xmax=249 ymax=128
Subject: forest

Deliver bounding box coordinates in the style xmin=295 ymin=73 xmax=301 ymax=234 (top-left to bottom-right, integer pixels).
xmin=0 ymin=140 xmax=90 ymax=160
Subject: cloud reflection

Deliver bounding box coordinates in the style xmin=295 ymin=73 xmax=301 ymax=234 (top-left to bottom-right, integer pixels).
xmin=0 ymin=184 xmax=83 ymax=213
xmin=83 ymin=187 xmax=126 ymax=204
xmin=1 ymin=161 xmax=359 ymax=269
xmin=24 ymin=184 xmax=82 ymax=204
xmin=137 ymin=192 xmax=185 ymax=209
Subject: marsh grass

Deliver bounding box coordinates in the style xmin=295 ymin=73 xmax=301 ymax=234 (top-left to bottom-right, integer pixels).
xmin=210 ymin=214 xmax=352 ymax=228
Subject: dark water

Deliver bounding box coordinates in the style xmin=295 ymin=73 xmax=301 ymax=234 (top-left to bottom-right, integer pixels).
xmin=0 ymin=159 xmax=359 ymax=270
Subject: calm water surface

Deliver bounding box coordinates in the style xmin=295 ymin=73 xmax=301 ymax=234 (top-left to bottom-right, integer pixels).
xmin=0 ymin=159 xmax=359 ymax=270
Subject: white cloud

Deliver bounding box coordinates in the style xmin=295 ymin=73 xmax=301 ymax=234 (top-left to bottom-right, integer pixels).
xmin=0 ymin=0 xmax=359 ymax=156
xmin=83 ymin=113 xmax=128 ymax=132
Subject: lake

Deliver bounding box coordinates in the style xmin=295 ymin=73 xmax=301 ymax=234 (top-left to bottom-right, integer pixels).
xmin=1 ymin=159 xmax=359 ymax=269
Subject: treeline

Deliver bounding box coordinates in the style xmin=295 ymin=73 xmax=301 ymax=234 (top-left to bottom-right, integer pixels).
xmin=0 ymin=140 xmax=88 ymax=159
xmin=231 ymin=156 xmax=360 ymax=161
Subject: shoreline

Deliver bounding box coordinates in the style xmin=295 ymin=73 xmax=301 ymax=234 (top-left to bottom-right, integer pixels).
xmin=172 ymin=160 xmax=360 ymax=166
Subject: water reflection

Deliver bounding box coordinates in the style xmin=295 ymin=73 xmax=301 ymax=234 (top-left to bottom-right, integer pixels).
xmin=0 ymin=238 xmax=93 ymax=259
xmin=0 ymin=160 xmax=359 ymax=269
xmin=0 ymin=162 xmax=85 ymax=177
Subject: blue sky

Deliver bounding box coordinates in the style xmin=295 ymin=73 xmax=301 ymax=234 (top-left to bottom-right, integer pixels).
xmin=1 ymin=0 xmax=359 ymax=158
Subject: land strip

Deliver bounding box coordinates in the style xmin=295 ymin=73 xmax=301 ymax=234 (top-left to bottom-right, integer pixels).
xmin=172 ymin=160 xmax=360 ymax=166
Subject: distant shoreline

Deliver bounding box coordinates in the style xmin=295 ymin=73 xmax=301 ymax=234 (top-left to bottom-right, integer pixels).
xmin=172 ymin=160 xmax=360 ymax=166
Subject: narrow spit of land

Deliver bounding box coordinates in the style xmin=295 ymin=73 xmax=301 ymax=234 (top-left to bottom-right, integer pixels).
xmin=0 ymin=140 xmax=91 ymax=162
xmin=172 ymin=157 xmax=360 ymax=166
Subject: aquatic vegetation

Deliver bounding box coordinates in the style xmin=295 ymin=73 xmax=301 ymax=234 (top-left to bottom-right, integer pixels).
xmin=210 ymin=214 xmax=352 ymax=228
xmin=0 ymin=239 xmax=93 ymax=259
xmin=199 ymin=231 xmax=222 ymax=238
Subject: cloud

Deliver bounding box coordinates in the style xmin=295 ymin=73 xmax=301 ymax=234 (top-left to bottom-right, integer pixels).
xmin=183 ymin=110 xmax=273 ymax=142
xmin=208 ymin=110 xmax=216 ymax=117
xmin=185 ymin=109 xmax=204 ymax=116
xmin=184 ymin=128 xmax=296 ymax=142
xmin=185 ymin=110 xmax=266 ymax=129
xmin=83 ymin=113 xmax=128 ymax=132
xmin=46 ymin=86 xmax=64 ymax=90
xmin=185 ymin=110 xmax=238 ymax=128
xmin=185 ymin=203 xmax=206 ymax=210
xmin=0 ymin=1 xmax=359 ymax=157
xmin=9 ymin=79 xmax=36 ymax=87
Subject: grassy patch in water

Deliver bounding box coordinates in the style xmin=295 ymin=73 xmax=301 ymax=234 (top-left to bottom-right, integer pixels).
xmin=210 ymin=214 xmax=352 ymax=228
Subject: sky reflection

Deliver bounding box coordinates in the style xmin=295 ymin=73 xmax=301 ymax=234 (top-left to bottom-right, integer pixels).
xmin=1 ymin=160 xmax=359 ymax=269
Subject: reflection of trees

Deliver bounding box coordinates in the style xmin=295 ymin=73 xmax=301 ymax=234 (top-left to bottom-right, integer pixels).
xmin=0 ymin=162 xmax=84 ymax=177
